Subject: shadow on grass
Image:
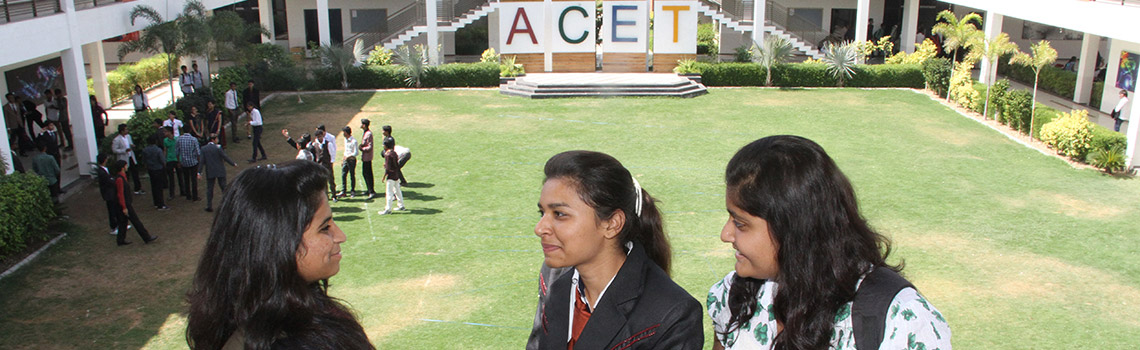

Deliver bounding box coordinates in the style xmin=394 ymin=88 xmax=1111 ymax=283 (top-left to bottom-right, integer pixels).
xmin=335 ymin=215 xmax=364 ymax=222
xmin=406 ymin=208 xmax=442 ymax=215
xmin=402 ymin=190 xmax=442 ymax=202
xmin=331 ymin=206 xmax=365 ymax=213
xmin=403 ymin=182 xmax=435 ymax=188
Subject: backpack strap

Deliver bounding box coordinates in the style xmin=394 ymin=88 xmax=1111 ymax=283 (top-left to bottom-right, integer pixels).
xmin=852 ymin=267 xmax=914 ymax=350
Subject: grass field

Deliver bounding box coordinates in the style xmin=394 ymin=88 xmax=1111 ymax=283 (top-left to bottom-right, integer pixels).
xmin=1 ymin=88 xmax=1138 ymax=349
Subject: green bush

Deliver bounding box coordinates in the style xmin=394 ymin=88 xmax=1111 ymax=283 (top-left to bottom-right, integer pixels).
xmin=421 ymin=62 xmax=499 ymax=87
xmin=126 ymin=107 xmax=179 ymax=146
xmin=999 ymin=89 xmax=1034 ymax=134
xmin=673 ymin=60 xmax=706 ymax=74
xmin=773 ymin=63 xmax=833 ymax=87
xmin=367 ymin=46 xmax=395 ymax=66
xmin=0 ymin=173 xmax=54 ymax=258
xmin=1090 ymin=125 xmax=1127 ymax=153
xmin=1091 ymin=82 xmax=1104 ymax=109
xmin=997 ymin=55 xmax=1076 ymax=98
xmin=1031 ymin=105 xmax=1059 ymax=139
xmin=923 ymin=58 xmax=952 ymax=97
xmin=733 ymin=46 xmax=754 ymax=63
xmin=847 ymin=64 xmax=925 ymax=88
xmin=698 ymin=63 xmax=765 ymax=86
xmin=211 ymin=66 xmax=252 ymax=105
xmin=346 ymin=65 xmax=404 ymax=89
xmin=87 ymin=53 xmax=175 ymax=103
xmin=697 ymin=23 xmax=718 ymax=56
xmin=1088 ymin=144 xmax=1126 ymax=173
xmin=1040 ymin=109 xmax=1095 ymax=158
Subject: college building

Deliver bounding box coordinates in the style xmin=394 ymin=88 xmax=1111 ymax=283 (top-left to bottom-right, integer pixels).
xmin=3 ymin=0 xmax=1140 ymax=179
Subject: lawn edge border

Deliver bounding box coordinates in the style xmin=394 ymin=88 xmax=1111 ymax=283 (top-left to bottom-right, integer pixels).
xmin=0 ymin=233 xmax=67 ymax=282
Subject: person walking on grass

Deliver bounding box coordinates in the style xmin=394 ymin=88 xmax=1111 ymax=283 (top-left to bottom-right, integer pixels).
xmin=246 ymin=102 xmax=267 ymax=163
xmin=339 ymin=126 xmax=358 ymax=197
xmin=111 ymin=124 xmax=144 ymax=194
xmin=224 ymin=82 xmax=241 ymax=143
xmin=110 ymin=159 xmax=158 ymax=246
xmin=312 ymin=128 xmax=336 ymax=202
xmin=162 ymin=126 xmax=180 ymax=200
xmin=243 ymin=80 xmax=260 ymax=140
xmin=178 ymin=126 xmax=202 ymax=201
xmin=142 ymin=135 xmax=169 ymax=210
xmin=359 ymin=119 xmax=376 ymax=199
xmin=378 ymin=138 xmax=404 ymax=215
xmin=198 ymin=134 xmax=237 ymax=212
xmin=94 ymin=153 xmax=125 ymax=236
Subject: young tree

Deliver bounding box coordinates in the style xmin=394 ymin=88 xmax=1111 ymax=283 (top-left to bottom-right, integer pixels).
xmin=1011 ymin=40 xmax=1059 ymax=136
xmin=972 ymin=33 xmax=1019 ymax=119
xmin=754 ymin=36 xmax=795 ymax=86
xmin=822 ymin=42 xmax=859 ymax=87
xmin=317 ymin=40 xmax=362 ymax=89
xmin=395 ymin=45 xmax=429 ymax=88
xmin=932 ymin=10 xmax=982 ymax=101
xmin=118 ymin=5 xmax=184 ymax=103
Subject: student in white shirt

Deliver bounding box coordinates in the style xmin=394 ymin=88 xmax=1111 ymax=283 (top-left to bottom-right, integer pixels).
xmin=246 ymin=102 xmax=267 ymax=163
xmin=224 ymin=82 xmax=241 ymax=143
xmin=179 ymin=65 xmax=195 ymax=95
xmin=163 ymin=111 xmax=184 ymax=138
xmin=339 ymin=126 xmax=359 ymax=197
xmin=1113 ymin=90 xmax=1130 ymax=132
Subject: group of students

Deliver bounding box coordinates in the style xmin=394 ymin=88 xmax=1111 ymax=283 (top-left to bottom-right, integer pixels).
xmin=181 ymin=135 xmax=950 ymax=350
xmin=281 ymin=118 xmax=409 ymax=215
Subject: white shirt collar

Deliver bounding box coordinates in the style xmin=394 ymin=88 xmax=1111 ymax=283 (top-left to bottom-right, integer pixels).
xmin=567 ymin=241 xmax=634 ymax=341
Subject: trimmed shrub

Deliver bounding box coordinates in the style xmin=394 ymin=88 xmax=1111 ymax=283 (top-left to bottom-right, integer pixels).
xmin=126 ymin=107 xmax=180 ymax=147
xmin=772 ymin=62 xmax=830 ymax=86
xmin=1040 ymin=109 xmax=1094 ymax=158
xmin=848 ymin=64 xmax=925 ymax=88
xmin=1088 ymin=144 xmax=1126 ymax=173
xmin=923 ymin=58 xmax=952 ymax=97
xmin=211 ymin=66 xmax=252 ymax=105
xmin=999 ymin=90 xmax=1034 ymax=134
xmin=421 ymin=62 xmax=499 ymax=87
xmin=0 ymin=173 xmax=54 ymax=258
xmin=699 ymin=63 xmax=766 ymax=86
xmin=1091 ymin=82 xmax=1104 ymax=109
xmin=346 ymin=65 xmax=404 ymax=89
xmin=88 ymin=53 xmax=175 ymax=103
xmin=697 ymin=23 xmax=718 ymax=56
xmin=1091 ymin=125 xmax=1127 ymax=153
xmin=1031 ymin=106 xmax=1060 ymax=139
xmin=950 ymin=61 xmax=980 ymax=108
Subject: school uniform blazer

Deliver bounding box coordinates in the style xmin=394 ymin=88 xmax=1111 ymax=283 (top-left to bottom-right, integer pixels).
xmin=94 ymin=166 xmax=117 ymax=202
xmin=537 ymin=243 xmax=704 ymax=350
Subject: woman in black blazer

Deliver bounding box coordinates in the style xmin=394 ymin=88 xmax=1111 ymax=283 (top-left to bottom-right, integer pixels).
xmin=533 ymin=150 xmax=703 ymax=350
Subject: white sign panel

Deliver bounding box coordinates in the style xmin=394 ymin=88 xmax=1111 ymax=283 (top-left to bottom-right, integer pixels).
xmin=499 ymin=2 xmax=546 ymax=54
xmin=551 ymin=1 xmax=596 ymax=53
xmin=653 ymin=1 xmax=697 ymax=54
xmin=602 ymin=1 xmax=648 ymax=53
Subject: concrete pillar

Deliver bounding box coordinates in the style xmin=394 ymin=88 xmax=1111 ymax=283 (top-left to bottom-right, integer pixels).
xmin=1127 ymin=102 xmax=1140 ymax=169
xmin=83 ymin=42 xmax=111 ymax=107
xmin=978 ymin=12 xmax=1003 ymax=85
xmin=1074 ymin=33 xmax=1101 ymax=104
xmin=488 ymin=8 xmax=500 ymax=51
xmin=854 ymin=0 xmax=870 ymax=63
xmin=62 ymin=0 xmax=95 ymax=175
xmin=543 ymin=0 xmax=553 ymax=71
xmin=316 ymin=0 xmax=331 ymax=46
xmin=0 ymin=104 xmax=10 ymax=174
xmin=901 ymin=0 xmax=918 ymax=53
xmin=427 ymin=0 xmax=440 ymax=65
xmin=752 ymin=0 xmax=766 ymax=46
xmin=258 ymin=0 xmax=274 ymax=43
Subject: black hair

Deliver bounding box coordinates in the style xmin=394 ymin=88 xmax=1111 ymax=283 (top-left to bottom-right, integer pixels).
xmin=248 ymin=79 xmax=255 ymax=84
xmin=382 ymin=138 xmax=394 ymax=150
xmin=1120 ymin=90 xmax=1128 ymax=97
xmin=381 ymin=125 xmax=392 ymax=133
xmin=149 ymin=135 xmax=160 ymax=146
xmin=186 ymin=160 xmax=371 ymax=350
xmin=181 ymin=65 xmax=188 ymax=70
xmin=153 ymin=119 xmax=163 ymax=126
xmin=298 ymin=134 xmax=312 ymax=149
xmin=542 ymin=151 xmax=671 ymax=273
xmin=117 ymin=124 xmax=127 ymax=132
xmin=5 ymin=92 xmax=13 ymax=99
xmin=360 ymin=119 xmax=370 ymax=127
xmin=110 ymin=159 xmax=127 ymax=174
xmin=317 ymin=124 xmax=326 ymax=131
xmin=54 ymin=88 xmax=62 ymax=95
xmin=342 ymin=126 xmax=352 ymax=135
xmin=43 ymin=89 xmax=51 ymax=95
xmin=722 ymin=135 xmax=897 ymax=349
xmin=97 ymin=153 xmax=109 ymax=165
xmin=164 ymin=126 xmax=175 ymax=134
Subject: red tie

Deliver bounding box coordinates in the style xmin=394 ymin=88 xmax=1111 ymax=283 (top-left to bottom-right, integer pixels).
xmin=568 ymin=296 xmax=591 ymax=350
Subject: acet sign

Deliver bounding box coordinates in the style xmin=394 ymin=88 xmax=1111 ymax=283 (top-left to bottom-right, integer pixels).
xmin=497 ymin=0 xmax=698 ymax=72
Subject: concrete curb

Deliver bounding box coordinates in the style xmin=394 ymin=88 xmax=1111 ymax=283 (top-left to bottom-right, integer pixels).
xmin=0 ymin=233 xmax=67 ymax=282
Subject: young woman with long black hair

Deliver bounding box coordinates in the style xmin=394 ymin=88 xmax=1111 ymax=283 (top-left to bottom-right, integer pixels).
xmin=533 ymin=150 xmax=702 ymax=350
xmin=186 ymin=160 xmax=372 ymax=350
xmin=708 ymin=136 xmax=950 ymax=349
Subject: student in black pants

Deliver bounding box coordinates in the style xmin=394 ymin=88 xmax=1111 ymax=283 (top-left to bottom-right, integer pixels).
xmin=142 ymin=135 xmax=169 ymax=209
xmin=94 ymin=154 xmax=122 ymax=235
xmin=110 ymin=160 xmax=157 ymax=246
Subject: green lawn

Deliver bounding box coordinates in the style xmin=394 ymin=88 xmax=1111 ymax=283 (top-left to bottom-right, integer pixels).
xmin=2 ymin=88 xmax=1138 ymax=349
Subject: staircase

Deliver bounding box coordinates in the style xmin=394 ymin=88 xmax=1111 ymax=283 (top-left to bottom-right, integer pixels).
xmin=696 ymin=0 xmax=824 ymax=59
xmin=501 ymin=73 xmax=708 ymax=99
xmin=382 ymin=2 xmax=495 ymax=50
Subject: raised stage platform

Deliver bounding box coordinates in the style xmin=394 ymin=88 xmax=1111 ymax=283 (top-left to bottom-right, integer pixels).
xmin=500 ymin=73 xmax=707 ymax=99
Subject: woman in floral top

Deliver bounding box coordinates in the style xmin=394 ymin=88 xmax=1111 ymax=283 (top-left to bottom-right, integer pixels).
xmin=707 ymin=136 xmax=950 ymax=350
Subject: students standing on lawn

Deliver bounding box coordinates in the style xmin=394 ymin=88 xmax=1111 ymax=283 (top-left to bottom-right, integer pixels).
xmin=339 ymin=126 xmax=358 ymax=198
xmin=110 ymin=159 xmax=158 ymax=246
xmin=177 ymin=127 xmax=202 ymax=201
xmin=243 ymin=80 xmax=260 ymax=140
xmin=205 ymin=101 xmax=224 ymax=148
xmin=531 ymin=150 xmax=703 ymax=349
xmin=111 ymin=124 xmax=144 ymax=194
xmin=30 ymin=138 xmax=60 ymax=202
xmin=381 ymin=125 xmax=410 ymax=185
xmin=707 ymin=136 xmax=950 ymax=350
xmin=185 ymin=160 xmax=372 ymax=350
xmin=246 ymin=102 xmax=267 ymax=163
xmin=377 ymin=138 xmax=404 ymax=215
xmin=142 ymin=135 xmax=169 ymax=210
xmin=359 ymin=119 xmax=376 ymax=198
xmin=313 ymin=127 xmax=336 ymax=201
xmin=94 ymin=153 xmax=122 ymax=236
xmin=163 ymin=111 xmax=184 ymax=138
xmin=162 ymin=127 xmax=179 ymax=200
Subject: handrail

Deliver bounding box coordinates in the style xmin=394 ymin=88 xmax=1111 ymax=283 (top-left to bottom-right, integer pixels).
xmin=343 ymin=0 xmax=423 ymax=48
xmin=766 ymin=1 xmax=826 ymax=52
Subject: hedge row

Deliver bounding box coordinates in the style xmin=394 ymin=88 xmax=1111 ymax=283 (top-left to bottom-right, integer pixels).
xmin=0 ymin=173 xmax=54 ymax=258
xmin=87 ymin=53 xmax=175 ymax=103
xmin=214 ymin=62 xmax=501 ymax=92
xmin=996 ymin=56 xmax=1105 ymax=109
xmin=688 ymin=62 xmax=924 ymax=88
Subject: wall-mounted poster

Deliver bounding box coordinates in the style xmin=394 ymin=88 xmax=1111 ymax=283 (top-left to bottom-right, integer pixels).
xmin=1117 ymin=51 xmax=1138 ymax=91
xmin=3 ymin=57 xmax=64 ymax=102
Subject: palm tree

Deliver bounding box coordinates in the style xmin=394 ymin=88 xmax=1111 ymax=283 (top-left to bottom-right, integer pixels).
xmin=754 ymin=36 xmax=795 ymax=86
xmin=972 ymin=32 xmax=1019 ymax=119
xmin=395 ymin=45 xmax=429 ymax=88
xmin=317 ymin=40 xmax=361 ymax=89
xmin=931 ymin=10 xmax=983 ymax=65
xmin=118 ymin=5 xmax=184 ymax=103
xmin=1011 ymin=40 xmax=1058 ymax=137
xmin=822 ymin=42 xmax=859 ymax=87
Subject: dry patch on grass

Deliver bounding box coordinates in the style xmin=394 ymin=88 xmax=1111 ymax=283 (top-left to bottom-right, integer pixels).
xmin=339 ymin=273 xmax=483 ymax=342
xmin=913 ymin=120 xmax=978 ymax=147
xmin=896 ymin=232 xmax=1140 ymax=327
xmin=1030 ymin=190 xmax=1122 ymax=219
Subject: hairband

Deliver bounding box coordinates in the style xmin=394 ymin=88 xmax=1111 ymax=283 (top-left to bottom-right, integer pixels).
xmin=632 ymin=176 xmax=643 ymax=217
